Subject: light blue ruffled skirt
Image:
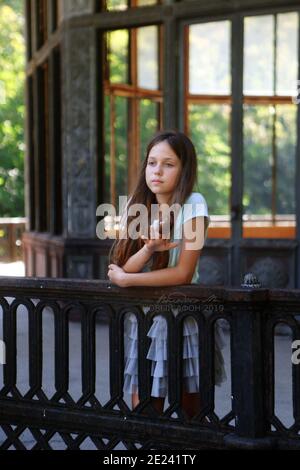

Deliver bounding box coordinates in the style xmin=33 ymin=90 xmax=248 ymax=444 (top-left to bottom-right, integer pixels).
xmin=123 ymin=307 xmax=227 ymax=398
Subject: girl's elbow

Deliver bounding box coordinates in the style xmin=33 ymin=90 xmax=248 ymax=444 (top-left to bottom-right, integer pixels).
xmin=183 ymin=275 xmax=193 ymax=284
xmin=177 ymin=269 xmax=192 ymax=285
xmin=122 ymin=267 xmax=134 ymax=274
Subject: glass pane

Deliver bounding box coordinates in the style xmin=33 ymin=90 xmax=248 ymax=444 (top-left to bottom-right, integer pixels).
xmin=189 ymin=21 xmax=230 ymax=95
xmin=139 ymin=99 xmax=159 ymax=163
xmin=104 ymin=94 xmax=111 ymax=204
xmin=243 ymin=105 xmax=273 ymax=216
xmin=189 ymin=104 xmax=231 ymax=216
xmin=104 ymin=95 xmax=128 ymax=204
xmin=276 ymin=105 xmax=296 ymax=215
xmin=137 ymin=26 xmax=159 ymax=89
xmin=137 ymin=0 xmax=157 ymax=5
xmin=276 ymin=12 xmax=299 ymax=96
xmin=115 ymin=96 xmax=128 ymax=199
xmin=244 ymin=15 xmax=274 ymax=95
xmin=107 ymin=30 xmax=129 ymax=84
xmin=106 ymin=0 xmax=128 ymax=11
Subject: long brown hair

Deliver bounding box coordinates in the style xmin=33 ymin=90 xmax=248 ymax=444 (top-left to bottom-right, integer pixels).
xmin=108 ymin=130 xmax=198 ymax=270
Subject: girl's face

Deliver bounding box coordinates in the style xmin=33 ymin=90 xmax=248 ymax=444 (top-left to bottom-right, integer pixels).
xmin=145 ymin=140 xmax=182 ymax=203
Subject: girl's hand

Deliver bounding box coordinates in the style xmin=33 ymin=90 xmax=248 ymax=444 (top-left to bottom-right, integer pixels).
xmin=141 ymin=219 xmax=179 ymax=253
xmin=107 ymin=264 xmax=129 ymax=287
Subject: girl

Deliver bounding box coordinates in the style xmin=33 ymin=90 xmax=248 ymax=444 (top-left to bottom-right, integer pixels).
xmin=107 ymin=130 xmax=226 ymax=418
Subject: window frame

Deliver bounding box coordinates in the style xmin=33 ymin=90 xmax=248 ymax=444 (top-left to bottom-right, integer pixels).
xmin=179 ymin=8 xmax=300 ymax=239
xmin=101 ymin=24 xmax=164 ymax=207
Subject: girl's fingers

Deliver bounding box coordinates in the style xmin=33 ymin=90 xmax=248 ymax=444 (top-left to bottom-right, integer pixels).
xmin=168 ymin=242 xmax=179 ymax=249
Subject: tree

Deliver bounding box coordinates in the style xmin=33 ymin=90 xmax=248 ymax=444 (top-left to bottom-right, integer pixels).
xmin=0 ymin=0 xmax=25 ymax=217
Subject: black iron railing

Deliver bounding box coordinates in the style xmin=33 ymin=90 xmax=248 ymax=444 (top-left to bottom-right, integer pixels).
xmin=0 ymin=277 xmax=299 ymax=449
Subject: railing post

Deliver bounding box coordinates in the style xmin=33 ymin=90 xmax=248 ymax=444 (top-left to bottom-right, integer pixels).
xmin=228 ymin=274 xmax=271 ymax=448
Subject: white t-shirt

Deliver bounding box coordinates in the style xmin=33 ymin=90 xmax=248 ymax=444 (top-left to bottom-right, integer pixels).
xmin=167 ymin=192 xmax=210 ymax=284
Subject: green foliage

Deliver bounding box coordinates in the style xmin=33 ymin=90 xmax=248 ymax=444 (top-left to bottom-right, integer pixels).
xmin=243 ymin=106 xmax=273 ymax=215
xmin=106 ymin=0 xmax=128 ymax=11
xmin=107 ymin=30 xmax=129 ymax=84
xmin=275 ymin=105 xmax=296 ymax=214
xmin=244 ymin=105 xmax=296 ymax=215
xmin=140 ymin=99 xmax=158 ymax=163
xmin=104 ymin=94 xmax=129 ymax=203
xmin=0 ymin=0 xmax=23 ymax=14
xmin=0 ymin=1 xmax=25 ymax=216
xmin=189 ymin=104 xmax=231 ymax=215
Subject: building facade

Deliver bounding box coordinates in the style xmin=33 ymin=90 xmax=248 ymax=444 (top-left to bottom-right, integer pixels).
xmin=23 ymin=0 xmax=300 ymax=287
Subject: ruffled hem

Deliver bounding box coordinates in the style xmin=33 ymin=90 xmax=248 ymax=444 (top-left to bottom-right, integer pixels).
xmin=183 ymin=356 xmax=199 ymax=377
xmin=151 ymin=359 xmax=168 ymax=377
xmin=183 ymin=376 xmax=199 ymax=393
xmin=151 ymin=376 xmax=168 ymax=397
xmin=123 ymin=373 xmax=138 ymax=394
xmin=124 ymin=356 xmax=138 ymax=375
xmin=123 ymin=312 xmax=227 ymax=397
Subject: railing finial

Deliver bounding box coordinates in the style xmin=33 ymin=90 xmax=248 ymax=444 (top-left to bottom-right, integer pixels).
xmin=241 ymin=273 xmax=261 ymax=288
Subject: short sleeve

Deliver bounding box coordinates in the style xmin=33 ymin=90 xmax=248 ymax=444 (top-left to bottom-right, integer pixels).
xmin=173 ymin=192 xmax=210 ymax=242
xmin=182 ymin=192 xmax=209 ymax=224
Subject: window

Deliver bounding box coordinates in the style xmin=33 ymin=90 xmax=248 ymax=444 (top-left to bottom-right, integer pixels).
xmin=103 ymin=0 xmax=159 ymax=12
xmin=184 ymin=12 xmax=298 ymax=239
xmin=243 ymin=12 xmax=298 ymax=238
xmin=103 ymin=25 xmax=163 ymax=208
xmin=185 ymin=20 xmax=232 ymax=238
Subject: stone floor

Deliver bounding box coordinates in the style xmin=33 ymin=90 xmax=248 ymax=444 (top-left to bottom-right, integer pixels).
xmin=0 ymin=261 xmax=25 ymax=277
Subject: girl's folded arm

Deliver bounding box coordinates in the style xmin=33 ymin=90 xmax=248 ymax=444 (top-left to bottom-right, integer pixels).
xmin=124 ymin=265 xmax=188 ymax=287
xmin=175 ymin=216 xmax=204 ymax=283
xmin=121 ymin=244 xmax=153 ymax=273
xmin=125 ymin=217 xmax=203 ymax=286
